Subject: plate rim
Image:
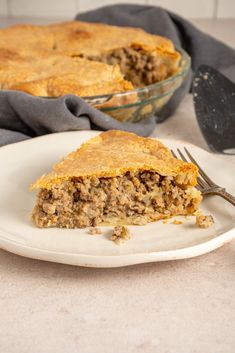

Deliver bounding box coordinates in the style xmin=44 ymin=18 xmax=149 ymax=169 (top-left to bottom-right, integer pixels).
xmin=0 ymin=225 xmax=234 ymax=267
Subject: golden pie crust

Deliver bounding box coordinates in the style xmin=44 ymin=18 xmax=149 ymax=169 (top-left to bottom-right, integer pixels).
xmin=31 ymin=130 xmax=198 ymax=190
xmin=0 ymin=52 xmax=133 ymax=97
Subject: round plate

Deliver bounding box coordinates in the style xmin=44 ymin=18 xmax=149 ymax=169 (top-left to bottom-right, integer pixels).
xmin=0 ymin=131 xmax=234 ymax=267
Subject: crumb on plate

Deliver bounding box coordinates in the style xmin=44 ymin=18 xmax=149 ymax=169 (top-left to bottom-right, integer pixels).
xmin=88 ymin=227 xmax=102 ymax=235
xmin=196 ymin=214 xmax=214 ymax=229
xmin=110 ymin=226 xmax=131 ymax=245
xmin=172 ymin=220 xmax=183 ymax=225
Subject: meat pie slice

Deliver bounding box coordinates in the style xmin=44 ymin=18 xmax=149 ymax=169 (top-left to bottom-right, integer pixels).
xmin=31 ymin=131 xmax=202 ymax=228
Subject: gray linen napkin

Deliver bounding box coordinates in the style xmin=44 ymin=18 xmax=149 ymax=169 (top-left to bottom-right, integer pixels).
xmin=1 ymin=4 xmax=235 ymax=146
xmin=0 ymin=91 xmax=156 ymax=146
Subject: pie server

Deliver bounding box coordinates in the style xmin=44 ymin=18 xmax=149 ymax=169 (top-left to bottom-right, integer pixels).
xmin=192 ymin=65 xmax=235 ymax=155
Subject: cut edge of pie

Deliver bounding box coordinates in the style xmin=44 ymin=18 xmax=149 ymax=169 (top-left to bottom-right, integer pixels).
xmin=31 ymin=131 xmax=202 ymax=228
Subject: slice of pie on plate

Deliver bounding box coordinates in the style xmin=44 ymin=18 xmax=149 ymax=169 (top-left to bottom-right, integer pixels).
xmin=31 ymin=131 xmax=202 ymax=228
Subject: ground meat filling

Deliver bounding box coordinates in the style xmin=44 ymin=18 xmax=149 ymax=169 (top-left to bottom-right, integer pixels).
xmin=88 ymin=47 xmax=173 ymax=87
xmin=110 ymin=226 xmax=131 ymax=245
xmin=32 ymin=171 xmax=200 ymax=228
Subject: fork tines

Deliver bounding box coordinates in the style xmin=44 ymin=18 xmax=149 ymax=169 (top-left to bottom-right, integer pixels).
xmin=171 ymin=147 xmax=215 ymax=188
xmin=171 ymin=147 xmax=235 ymax=205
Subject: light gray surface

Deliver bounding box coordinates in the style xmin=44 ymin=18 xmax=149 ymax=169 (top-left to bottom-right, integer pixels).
xmin=0 ymin=241 xmax=235 ymax=353
xmin=0 ymin=18 xmax=235 ymax=353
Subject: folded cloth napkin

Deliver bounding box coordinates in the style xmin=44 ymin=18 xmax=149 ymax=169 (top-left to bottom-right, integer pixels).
xmin=0 ymin=92 xmax=156 ymax=146
xmin=1 ymin=4 xmax=235 ymax=146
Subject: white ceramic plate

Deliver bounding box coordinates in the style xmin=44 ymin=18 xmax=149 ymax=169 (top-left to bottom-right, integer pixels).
xmin=0 ymin=131 xmax=234 ymax=267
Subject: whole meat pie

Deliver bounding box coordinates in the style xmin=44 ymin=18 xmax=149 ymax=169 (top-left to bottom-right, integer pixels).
xmin=31 ymin=131 xmax=202 ymax=228
xmin=0 ymin=21 xmax=181 ymax=96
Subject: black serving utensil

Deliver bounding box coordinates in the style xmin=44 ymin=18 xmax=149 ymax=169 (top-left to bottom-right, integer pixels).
xmin=193 ymin=65 xmax=235 ymax=154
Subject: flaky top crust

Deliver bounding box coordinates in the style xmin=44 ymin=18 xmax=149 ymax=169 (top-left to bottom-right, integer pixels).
xmin=49 ymin=21 xmax=177 ymax=57
xmin=0 ymin=21 xmax=178 ymax=57
xmin=0 ymin=53 xmax=133 ymax=96
xmin=31 ymin=131 xmax=198 ymax=190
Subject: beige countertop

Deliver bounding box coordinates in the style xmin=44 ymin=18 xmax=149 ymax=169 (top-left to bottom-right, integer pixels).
xmin=0 ymin=17 xmax=235 ymax=353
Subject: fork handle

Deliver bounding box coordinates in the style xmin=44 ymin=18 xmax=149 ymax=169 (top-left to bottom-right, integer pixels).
xmin=216 ymin=190 xmax=235 ymax=206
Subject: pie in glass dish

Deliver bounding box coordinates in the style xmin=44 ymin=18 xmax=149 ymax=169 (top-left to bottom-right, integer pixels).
xmin=31 ymin=131 xmax=202 ymax=228
xmin=0 ymin=21 xmax=181 ymax=96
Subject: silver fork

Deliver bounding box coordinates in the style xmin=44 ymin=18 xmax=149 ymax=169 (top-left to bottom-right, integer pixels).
xmin=171 ymin=147 xmax=235 ymax=206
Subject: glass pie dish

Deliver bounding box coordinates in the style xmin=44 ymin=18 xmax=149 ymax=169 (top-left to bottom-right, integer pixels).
xmin=82 ymin=47 xmax=191 ymax=123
